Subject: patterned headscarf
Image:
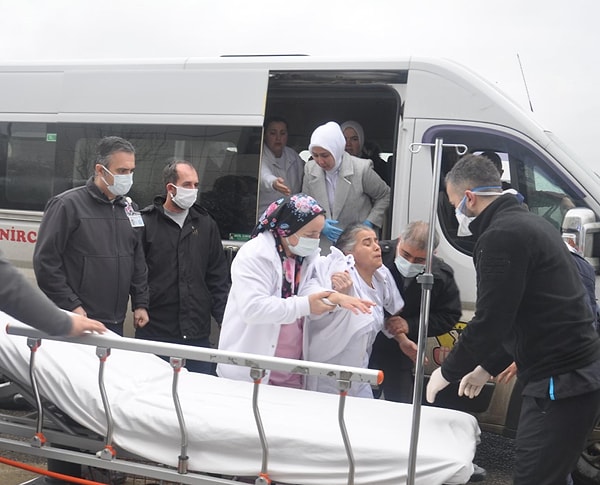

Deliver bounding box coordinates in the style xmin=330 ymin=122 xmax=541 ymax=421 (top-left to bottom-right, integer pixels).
xmin=252 ymin=193 xmax=325 ymax=238
xmin=253 ymin=194 xmax=325 ymax=300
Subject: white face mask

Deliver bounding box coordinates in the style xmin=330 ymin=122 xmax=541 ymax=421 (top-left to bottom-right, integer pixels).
xmin=454 ymin=187 xmax=502 ymax=237
xmin=455 ymin=196 xmax=476 ymax=237
xmin=394 ymin=254 xmax=425 ymax=278
xmin=102 ymin=166 xmax=133 ymax=196
xmin=170 ymin=184 xmax=198 ymax=210
xmin=286 ymin=235 xmax=320 ymax=257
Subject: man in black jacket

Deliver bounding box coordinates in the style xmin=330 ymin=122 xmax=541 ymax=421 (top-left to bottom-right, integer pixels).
xmin=369 ymin=221 xmax=461 ymax=403
xmin=34 ymin=136 xmax=149 ymax=335
xmin=137 ymin=160 xmax=230 ymax=374
xmin=427 ymin=154 xmax=600 ymax=484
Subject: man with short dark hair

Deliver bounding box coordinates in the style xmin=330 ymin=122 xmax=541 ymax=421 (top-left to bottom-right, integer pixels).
xmin=137 ymin=160 xmax=230 ymax=374
xmin=427 ymin=153 xmax=600 ymax=484
xmin=34 ymin=136 xmax=149 ymax=335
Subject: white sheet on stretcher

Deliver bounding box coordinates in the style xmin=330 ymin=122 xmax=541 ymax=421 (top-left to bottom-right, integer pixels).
xmin=0 ymin=313 xmax=480 ymax=485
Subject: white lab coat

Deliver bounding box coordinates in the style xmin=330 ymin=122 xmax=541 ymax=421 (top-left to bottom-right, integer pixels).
xmin=217 ymin=231 xmax=325 ymax=383
xmin=258 ymin=145 xmax=305 ymax=215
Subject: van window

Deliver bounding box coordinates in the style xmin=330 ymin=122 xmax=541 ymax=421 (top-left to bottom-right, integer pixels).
xmin=0 ymin=122 xmax=262 ymax=240
xmin=425 ymin=126 xmax=588 ymax=254
xmin=0 ymin=123 xmax=56 ymax=210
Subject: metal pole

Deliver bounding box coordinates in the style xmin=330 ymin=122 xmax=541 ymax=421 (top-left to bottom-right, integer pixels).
xmin=96 ymin=346 xmax=117 ymax=460
xmin=250 ymin=367 xmax=270 ymax=485
xmin=406 ymin=139 xmax=467 ymax=484
xmin=27 ymin=338 xmax=45 ymax=448
xmin=170 ymin=357 xmax=189 ymax=474
xmin=336 ymin=372 xmax=355 ymax=485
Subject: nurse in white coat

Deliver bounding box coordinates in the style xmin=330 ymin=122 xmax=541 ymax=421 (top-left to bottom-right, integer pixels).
xmin=217 ymin=194 xmax=375 ymax=388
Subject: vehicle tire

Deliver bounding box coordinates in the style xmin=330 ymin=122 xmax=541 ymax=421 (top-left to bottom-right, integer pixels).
xmin=573 ymin=442 xmax=600 ymax=485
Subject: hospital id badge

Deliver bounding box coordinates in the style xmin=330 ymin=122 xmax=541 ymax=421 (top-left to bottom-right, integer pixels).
xmin=128 ymin=212 xmax=144 ymax=227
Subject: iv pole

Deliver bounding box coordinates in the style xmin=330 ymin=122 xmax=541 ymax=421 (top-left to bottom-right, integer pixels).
xmin=405 ymin=138 xmax=467 ymax=484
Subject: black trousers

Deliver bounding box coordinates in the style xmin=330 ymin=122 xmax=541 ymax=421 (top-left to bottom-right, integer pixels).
xmin=369 ymin=332 xmax=414 ymax=403
xmin=514 ymin=388 xmax=600 ymax=485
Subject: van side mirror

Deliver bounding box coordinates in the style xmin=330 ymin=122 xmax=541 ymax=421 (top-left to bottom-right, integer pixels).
xmin=562 ymin=207 xmax=600 ymax=272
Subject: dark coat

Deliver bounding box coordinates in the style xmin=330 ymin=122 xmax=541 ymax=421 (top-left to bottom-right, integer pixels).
xmin=33 ymin=178 xmax=149 ymax=326
xmin=138 ymin=197 xmax=230 ymax=340
xmin=370 ymin=239 xmax=462 ymax=371
xmin=442 ymin=195 xmax=600 ymax=384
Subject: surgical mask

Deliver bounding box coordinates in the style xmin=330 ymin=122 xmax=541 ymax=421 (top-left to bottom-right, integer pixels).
xmin=454 ymin=186 xmax=502 ymax=237
xmin=394 ymin=254 xmax=425 ymax=278
xmin=286 ymin=236 xmax=320 ymax=257
xmin=170 ymin=184 xmax=198 ymax=210
xmin=102 ymin=166 xmax=133 ymax=196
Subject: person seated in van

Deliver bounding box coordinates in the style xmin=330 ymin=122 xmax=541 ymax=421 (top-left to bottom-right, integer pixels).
xmin=302 ymin=121 xmax=390 ymax=251
xmin=341 ymin=120 xmax=390 ymax=184
xmin=257 ymin=116 xmax=305 ymax=216
xmin=305 ymin=223 xmax=404 ymax=398
xmin=369 ymin=221 xmax=462 ymax=403
xmin=479 ymin=150 xmax=512 ymax=191
xmin=216 ymin=194 xmax=375 ymax=388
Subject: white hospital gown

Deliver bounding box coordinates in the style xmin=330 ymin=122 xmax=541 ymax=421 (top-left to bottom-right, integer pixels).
xmin=304 ymin=247 xmax=404 ymax=397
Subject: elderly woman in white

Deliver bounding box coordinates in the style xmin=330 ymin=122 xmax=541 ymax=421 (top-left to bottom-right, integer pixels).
xmin=305 ymin=223 xmax=406 ymax=398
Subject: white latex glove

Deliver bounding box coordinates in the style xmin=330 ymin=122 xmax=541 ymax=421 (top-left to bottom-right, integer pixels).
xmin=458 ymin=365 xmax=491 ymax=399
xmin=426 ymin=368 xmax=450 ymax=403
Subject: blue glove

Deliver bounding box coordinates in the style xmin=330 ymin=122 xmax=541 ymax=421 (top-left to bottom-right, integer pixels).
xmin=363 ymin=220 xmax=374 ymax=228
xmin=322 ymin=219 xmax=343 ymax=242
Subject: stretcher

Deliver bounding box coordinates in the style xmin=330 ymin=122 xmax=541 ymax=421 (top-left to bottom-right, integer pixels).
xmin=0 ymin=311 xmax=480 ymax=485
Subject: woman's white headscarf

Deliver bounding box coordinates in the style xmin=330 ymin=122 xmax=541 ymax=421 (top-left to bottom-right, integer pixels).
xmin=340 ymin=120 xmax=365 ymax=153
xmin=308 ymin=121 xmax=346 ymax=171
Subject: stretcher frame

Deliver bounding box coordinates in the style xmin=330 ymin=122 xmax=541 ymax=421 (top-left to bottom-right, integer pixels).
xmin=1 ymin=321 xmax=383 ymax=485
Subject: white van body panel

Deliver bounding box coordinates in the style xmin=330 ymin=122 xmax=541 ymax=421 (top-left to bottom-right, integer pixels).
xmin=0 ymin=55 xmax=597 ymax=284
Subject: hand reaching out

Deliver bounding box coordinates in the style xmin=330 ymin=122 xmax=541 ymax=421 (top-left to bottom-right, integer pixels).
xmin=308 ymin=291 xmax=375 ymax=315
xmin=68 ymin=313 xmax=106 ymax=336
xmin=272 ymin=177 xmax=291 ymax=196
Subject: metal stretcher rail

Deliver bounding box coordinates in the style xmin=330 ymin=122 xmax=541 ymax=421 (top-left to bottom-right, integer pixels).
xmin=5 ymin=322 xmax=384 ymax=485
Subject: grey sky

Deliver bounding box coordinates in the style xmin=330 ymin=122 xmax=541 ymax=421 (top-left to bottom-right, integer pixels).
xmin=0 ymin=0 xmax=597 ymax=169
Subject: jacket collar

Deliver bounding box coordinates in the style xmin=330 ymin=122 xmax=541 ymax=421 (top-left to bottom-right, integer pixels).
xmin=469 ymin=194 xmax=521 ymax=237
xmin=85 ymin=177 xmax=123 ymax=205
xmin=141 ymin=194 xmax=205 ymax=221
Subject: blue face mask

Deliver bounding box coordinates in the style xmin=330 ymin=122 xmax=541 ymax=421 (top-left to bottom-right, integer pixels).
xmin=454 ymin=186 xmax=502 ymax=237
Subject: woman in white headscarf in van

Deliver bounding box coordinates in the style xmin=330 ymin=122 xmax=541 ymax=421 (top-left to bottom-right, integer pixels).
xmin=302 ymin=121 xmax=390 ymax=252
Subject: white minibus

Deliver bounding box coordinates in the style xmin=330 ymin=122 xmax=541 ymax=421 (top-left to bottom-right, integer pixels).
xmin=1 ymin=55 xmax=599 ymax=480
